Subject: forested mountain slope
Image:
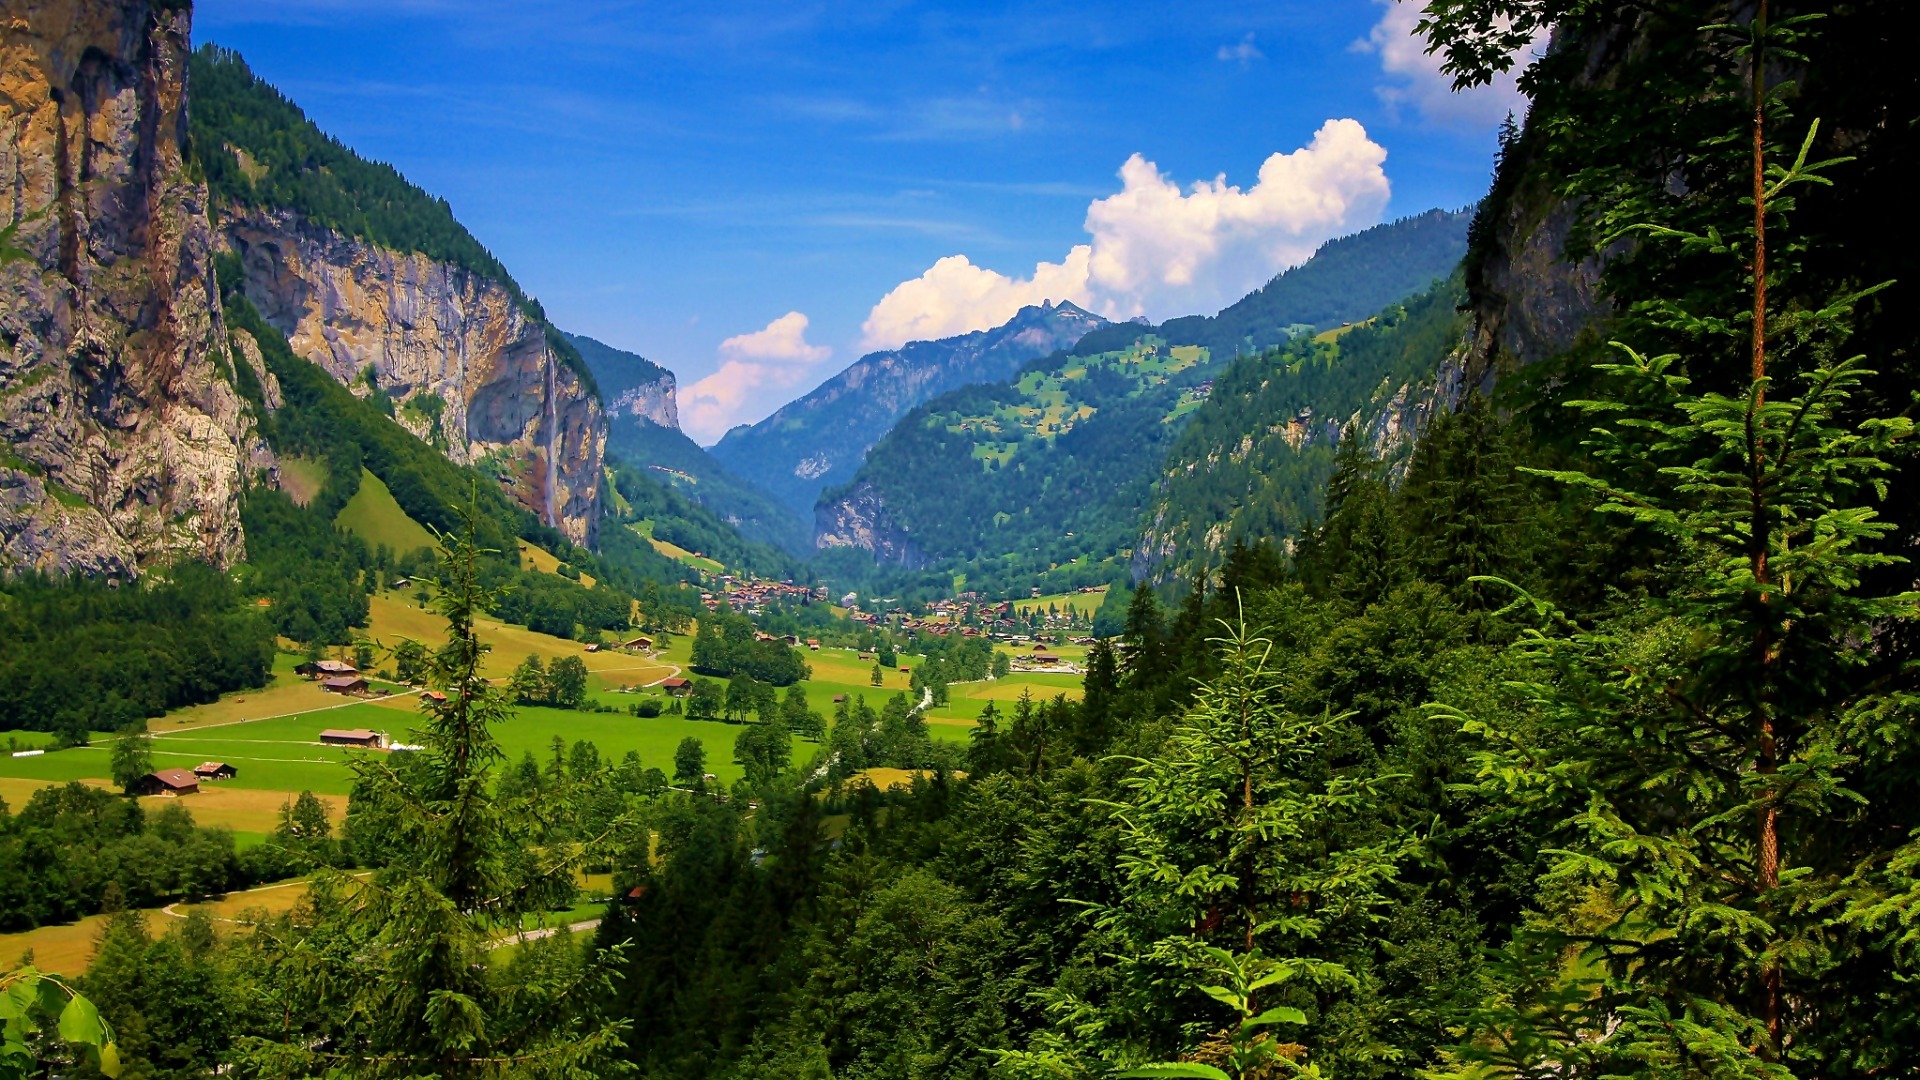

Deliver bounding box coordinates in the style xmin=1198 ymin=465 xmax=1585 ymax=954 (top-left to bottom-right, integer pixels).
xmin=573 ymin=333 xmax=812 ymax=555
xmin=1070 ymin=208 xmax=1469 ymax=359
xmin=816 ymin=338 xmax=1216 ymax=594
xmin=1135 ymin=276 xmax=1469 ymax=587
xmin=710 ymin=300 xmax=1108 ymax=518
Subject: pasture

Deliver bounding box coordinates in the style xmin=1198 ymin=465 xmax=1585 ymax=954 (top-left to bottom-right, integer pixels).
xmin=336 ymin=468 xmax=439 ymax=555
xmin=1014 ymin=587 xmax=1108 ymax=617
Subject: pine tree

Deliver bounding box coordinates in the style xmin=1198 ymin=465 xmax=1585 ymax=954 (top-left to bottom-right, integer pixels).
xmin=1445 ymin=9 xmax=1920 ymax=1072
xmin=229 ymin=503 xmax=630 ymax=1077
xmin=1003 ymin=619 xmax=1408 ymax=1078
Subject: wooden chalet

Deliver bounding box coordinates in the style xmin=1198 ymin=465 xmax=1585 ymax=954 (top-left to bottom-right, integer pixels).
xmin=137 ymin=769 xmax=200 ymax=796
xmin=659 ymin=677 xmax=692 ymax=697
xmin=193 ymin=761 xmax=237 ymax=781
xmin=319 ymin=728 xmax=384 ymax=748
xmin=321 ymin=675 xmax=369 ymax=695
xmin=299 ymin=658 xmax=359 ymax=678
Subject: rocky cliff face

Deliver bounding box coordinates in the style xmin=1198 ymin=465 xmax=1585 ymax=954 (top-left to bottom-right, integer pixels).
xmin=220 ymin=207 xmax=604 ymax=546
xmin=566 ymin=331 xmax=677 ymax=429
xmin=813 ymin=480 xmax=924 ymax=569
xmin=608 ymin=376 xmax=676 ymax=430
xmin=0 ymin=0 xmax=268 ymax=576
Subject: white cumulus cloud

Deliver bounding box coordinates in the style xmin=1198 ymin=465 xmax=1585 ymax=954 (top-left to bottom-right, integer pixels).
xmin=681 ymin=311 xmax=832 ymax=443
xmin=859 ymin=118 xmax=1391 ymax=351
xmin=1355 ymin=0 xmax=1546 ymax=128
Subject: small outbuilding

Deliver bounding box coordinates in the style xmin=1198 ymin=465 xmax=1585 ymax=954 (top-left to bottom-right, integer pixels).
xmin=138 ymin=769 xmax=200 ymax=796
xmin=193 ymin=761 xmax=237 ymax=781
xmin=320 ymin=728 xmax=384 ymax=748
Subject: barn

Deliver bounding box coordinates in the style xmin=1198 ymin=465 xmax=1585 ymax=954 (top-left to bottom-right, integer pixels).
xmin=321 ymin=675 xmax=369 ymax=695
xmin=299 ymin=659 xmax=359 ymax=678
xmin=138 ymin=769 xmax=200 ymax=796
xmin=320 ymin=728 xmax=384 ymax=748
xmin=659 ymin=677 xmax=691 ymax=697
xmin=193 ymin=761 xmax=237 ymax=781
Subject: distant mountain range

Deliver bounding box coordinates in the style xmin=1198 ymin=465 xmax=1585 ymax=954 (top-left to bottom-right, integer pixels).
xmin=709 ymin=300 xmax=1110 ymax=518
xmin=803 ymin=209 xmax=1474 ymax=587
xmin=569 ymin=333 xmax=813 ymax=555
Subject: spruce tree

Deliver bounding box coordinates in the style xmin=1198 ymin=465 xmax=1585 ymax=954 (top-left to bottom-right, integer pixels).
xmin=229 ymin=504 xmax=630 ymax=1077
xmin=1445 ymin=8 xmax=1920 ymax=1072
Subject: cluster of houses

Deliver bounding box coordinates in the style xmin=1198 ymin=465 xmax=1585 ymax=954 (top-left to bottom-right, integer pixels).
xmin=134 ymin=760 xmax=237 ymax=797
xmin=698 ymin=575 xmax=819 ymax=617
xmin=585 ymin=635 xmax=654 ymax=654
xmin=297 ymin=658 xmax=370 ymax=695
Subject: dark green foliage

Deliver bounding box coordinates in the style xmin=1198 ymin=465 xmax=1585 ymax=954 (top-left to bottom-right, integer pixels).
xmin=689 ymin=609 xmax=810 ymax=686
xmin=187 ymin=46 xmax=597 ymax=393
xmin=76 ymin=910 xmax=233 ymax=1080
xmin=236 ymin=486 xmax=372 ymax=646
xmin=0 ymin=786 xmax=247 ymax=931
xmin=0 ymin=564 xmax=274 ymax=739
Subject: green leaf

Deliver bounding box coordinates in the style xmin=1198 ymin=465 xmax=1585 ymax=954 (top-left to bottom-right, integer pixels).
xmin=98 ymin=1040 xmax=122 ymax=1078
xmin=57 ymin=993 xmax=104 ymax=1047
xmin=1246 ymin=1006 xmax=1307 ymax=1028
xmin=1117 ymin=1064 xmax=1233 ymax=1080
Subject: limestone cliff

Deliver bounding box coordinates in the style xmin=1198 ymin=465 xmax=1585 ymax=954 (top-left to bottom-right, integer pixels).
xmin=220 ymin=207 xmax=604 ymax=546
xmin=0 ymin=0 xmax=267 ymax=576
xmin=814 ymin=480 xmax=924 ymax=570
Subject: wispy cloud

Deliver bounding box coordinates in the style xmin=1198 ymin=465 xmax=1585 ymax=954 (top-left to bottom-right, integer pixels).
xmin=680 ymin=312 xmax=834 ymax=442
xmin=1216 ymin=32 xmax=1264 ymax=65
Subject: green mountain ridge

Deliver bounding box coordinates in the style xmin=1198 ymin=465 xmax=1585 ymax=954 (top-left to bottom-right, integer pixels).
xmin=1135 ymin=274 xmax=1470 ymax=588
xmin=816 ymin=337 xmax=1218 ymax=596
xmin=710 ymin=300 xmax=1109 ymax=518
xmin=1072 ymin=207 xmax=1470 ymax=359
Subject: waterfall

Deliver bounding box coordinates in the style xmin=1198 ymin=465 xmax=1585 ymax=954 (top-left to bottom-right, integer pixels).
xmin=542 ymin=356 xmax=560 ymax=529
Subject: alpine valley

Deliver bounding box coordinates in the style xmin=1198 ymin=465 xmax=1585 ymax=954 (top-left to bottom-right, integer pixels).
xmin=6 ymin=2 xmax=1920 ymax=1080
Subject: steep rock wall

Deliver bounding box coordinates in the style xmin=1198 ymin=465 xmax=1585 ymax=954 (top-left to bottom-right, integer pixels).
xmin=220 ymin=207 xmax=604 ymax=545
xmin=814 ymin=480 xmax=924 ymax=569
xmin=607 ymin=374 xmax=676 ymax=430
xmin=0 ymin=0 xmax=266 ymax=576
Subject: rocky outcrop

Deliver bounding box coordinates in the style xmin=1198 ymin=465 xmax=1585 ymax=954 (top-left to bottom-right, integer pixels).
xmin=0 ymin=0 xmax=268 ymax=576
xmin=608 ymin=375 xmax=676 ymax=430
xmin=220 ymin=207 xmax=604 ymax=545
xmin=814 ymin=480 xmax=924 ymax=569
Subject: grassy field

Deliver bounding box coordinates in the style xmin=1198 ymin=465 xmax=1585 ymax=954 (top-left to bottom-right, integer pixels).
xmin=626 ymin=520 xmax=724 ymax=574
xmin=1015 ymin=587 xmax=1108 ymax=617
xmin=336 ymin=468 xmax=438 ymax=555
xmin=278 ymin=455 xmax=329 ymax=507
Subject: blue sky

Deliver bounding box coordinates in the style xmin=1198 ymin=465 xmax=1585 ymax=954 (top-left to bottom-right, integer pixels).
xmin=195 ymin=0 xmax=1531 ymax=442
